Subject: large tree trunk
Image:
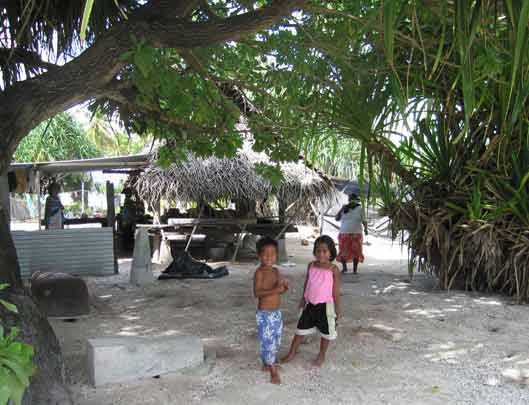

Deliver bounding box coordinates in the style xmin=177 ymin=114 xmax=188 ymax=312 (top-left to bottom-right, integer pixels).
xmin=0 ymin=167 xmax=70 ymax=403
xmin=1 ymin=293 xmax=73 ymax=404
xmin=0 ymin=169 xmax=22 ymax=289
xmin=0 ymin=168 xmax=71 ymax=403
xmin=0 ymin=211 xmax=21 ymax=288
xmin=0 ymin=172 xmax=9 ymax=223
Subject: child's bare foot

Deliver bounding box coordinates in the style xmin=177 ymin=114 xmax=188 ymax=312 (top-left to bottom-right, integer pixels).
xmin=270 ymin=366 xmax=281 ymax=385
xmin=280 ymin=353 xmax=296 ymax=363
xmin=312 ymin=355 xmax=325 ymax=367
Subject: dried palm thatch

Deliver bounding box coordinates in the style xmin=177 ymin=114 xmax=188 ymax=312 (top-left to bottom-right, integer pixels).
xmin=132 ymin=148 xmax=339 ymax=216
xmin=386 ymin=191 xmax=529 ymax=303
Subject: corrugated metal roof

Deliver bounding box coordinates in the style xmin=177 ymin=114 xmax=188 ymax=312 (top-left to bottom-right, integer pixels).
xmin=9 ymin=154 xmax=149 ymax=175
xmin=12 ymin=228 xmax=115 ymax=278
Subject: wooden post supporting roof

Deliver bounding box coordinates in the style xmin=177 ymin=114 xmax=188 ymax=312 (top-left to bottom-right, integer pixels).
xmin=106 ymin=181 xmax=118 ymax=274
xmin=231 ymin=223 xmax=248 ymax=263
xmin=184 ymin=205 xmax=204 ymax=252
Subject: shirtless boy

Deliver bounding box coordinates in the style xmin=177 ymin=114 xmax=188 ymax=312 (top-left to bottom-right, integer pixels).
xmin=253 ymin=236 xmax=289 ymax=384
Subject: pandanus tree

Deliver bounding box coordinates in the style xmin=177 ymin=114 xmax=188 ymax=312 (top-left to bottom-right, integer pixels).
xmin=353 ymin=0 xmax=529 ymax=302
xmin=289 ymin=0 xmax=529 ymax=301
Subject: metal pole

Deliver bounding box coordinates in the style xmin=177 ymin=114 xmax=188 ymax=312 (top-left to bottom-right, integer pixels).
xmin=81 ymin=180 xmax=85 ymax=214
xmin=106 ymin=181 xmax=115 ymax=229
xmin=36 ymin=169 xmax=41 ymax=230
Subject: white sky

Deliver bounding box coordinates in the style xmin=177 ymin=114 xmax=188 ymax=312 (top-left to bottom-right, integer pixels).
xmin=68 ymin=104 xmax=92 ymax=129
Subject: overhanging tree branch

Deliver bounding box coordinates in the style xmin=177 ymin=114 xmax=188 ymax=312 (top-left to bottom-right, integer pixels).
xmin=0 ymin=0 xmax=307 ymax=171
xmin=130 ymin=0 xmax=308 ymax=49
xmin=0 ymin=48 xmax=59 ymax=71
xmin=178 ymin=49 xmax=257 ymax=114
xmin=103 ymin=83 xmax=218 ymax=134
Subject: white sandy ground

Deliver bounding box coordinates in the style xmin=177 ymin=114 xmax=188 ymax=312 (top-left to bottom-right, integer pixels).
xmin=49 ymin=228 xmax=529 ymax=405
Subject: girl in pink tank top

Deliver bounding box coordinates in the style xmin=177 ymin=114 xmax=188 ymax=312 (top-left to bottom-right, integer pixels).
xmin=281 ymin=235 xmax=341 ymax=367
xmin=304 ymin=264 xmax=335 ymax=304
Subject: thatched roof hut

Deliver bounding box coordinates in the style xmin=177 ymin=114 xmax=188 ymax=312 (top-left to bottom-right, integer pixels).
xmin=132 ymin=148 xmax=338 ymax=214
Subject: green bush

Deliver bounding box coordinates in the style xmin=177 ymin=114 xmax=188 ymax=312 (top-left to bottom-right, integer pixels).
xmin=64 ymin=201 xmax=93 ymax=218
xmin=0 ymin=284 xmax=35 ymax=405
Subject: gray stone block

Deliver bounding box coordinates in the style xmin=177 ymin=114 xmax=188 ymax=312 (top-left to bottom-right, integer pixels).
xmin=87 ymin=335 xmax=203 ymax=386
xmin=130 ymin=228 xmax=153 ymax=286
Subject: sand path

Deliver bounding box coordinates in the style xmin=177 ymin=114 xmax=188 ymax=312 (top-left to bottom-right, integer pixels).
xmin=52 ymin=231 xmax=529 ymax=404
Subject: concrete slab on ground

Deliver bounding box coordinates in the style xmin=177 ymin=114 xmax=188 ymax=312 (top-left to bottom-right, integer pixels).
xmin=87 ymin=335 xmax=203 ymax=387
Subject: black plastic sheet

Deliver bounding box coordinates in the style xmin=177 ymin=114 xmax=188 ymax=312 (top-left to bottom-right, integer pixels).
xmin=158 ymin=251 xmax=229 ymax=280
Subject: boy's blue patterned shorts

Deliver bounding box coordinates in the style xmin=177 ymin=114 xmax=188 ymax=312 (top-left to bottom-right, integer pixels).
xmin=256 ymin=310 xmax=283 ymax=365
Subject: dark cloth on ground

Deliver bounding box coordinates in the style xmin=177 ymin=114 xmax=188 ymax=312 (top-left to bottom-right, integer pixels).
xmin=158 ymin=251 xmax=229 ymax=279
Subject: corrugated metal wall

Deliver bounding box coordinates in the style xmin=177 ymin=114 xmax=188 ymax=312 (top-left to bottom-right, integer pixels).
xmin=12 ymin=228 xmax=115 ymax=278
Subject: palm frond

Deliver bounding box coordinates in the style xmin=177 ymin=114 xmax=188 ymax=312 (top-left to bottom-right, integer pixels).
xmin=0 ymin=0 xmax=138 ymax=86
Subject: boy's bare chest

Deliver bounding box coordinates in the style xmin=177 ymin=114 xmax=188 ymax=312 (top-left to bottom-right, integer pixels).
xmin=261 ymin=271 xmax=278 ymax=288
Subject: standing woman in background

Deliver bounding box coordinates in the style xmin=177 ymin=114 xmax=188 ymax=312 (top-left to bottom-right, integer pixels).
xmin=335 ymin=193 xmax=367 ymax=274
xmin=44 ymin=182 xmax=64 ymax=230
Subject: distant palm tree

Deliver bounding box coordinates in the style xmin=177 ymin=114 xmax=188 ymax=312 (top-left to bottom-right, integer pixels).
xmin=87 ymin=111 xmax=149 ymax=157
xmin=14 ymin=112 xmax=99 ymax=162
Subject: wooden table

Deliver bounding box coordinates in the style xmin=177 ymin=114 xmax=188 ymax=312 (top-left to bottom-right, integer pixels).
xmin=41 ymin=217 xmax=108 ymax=227
xmin=65 ymin=217 xmax=107 ymax=226
xmin=139 ymin=218 xmax=297 ymax=262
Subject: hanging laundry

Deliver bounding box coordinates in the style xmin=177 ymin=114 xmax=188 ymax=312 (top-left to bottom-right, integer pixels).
xmin=14 ymin=168 xmax=28 ymax=193
xmin=28 ymin=169 xmax=38 ymax=193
